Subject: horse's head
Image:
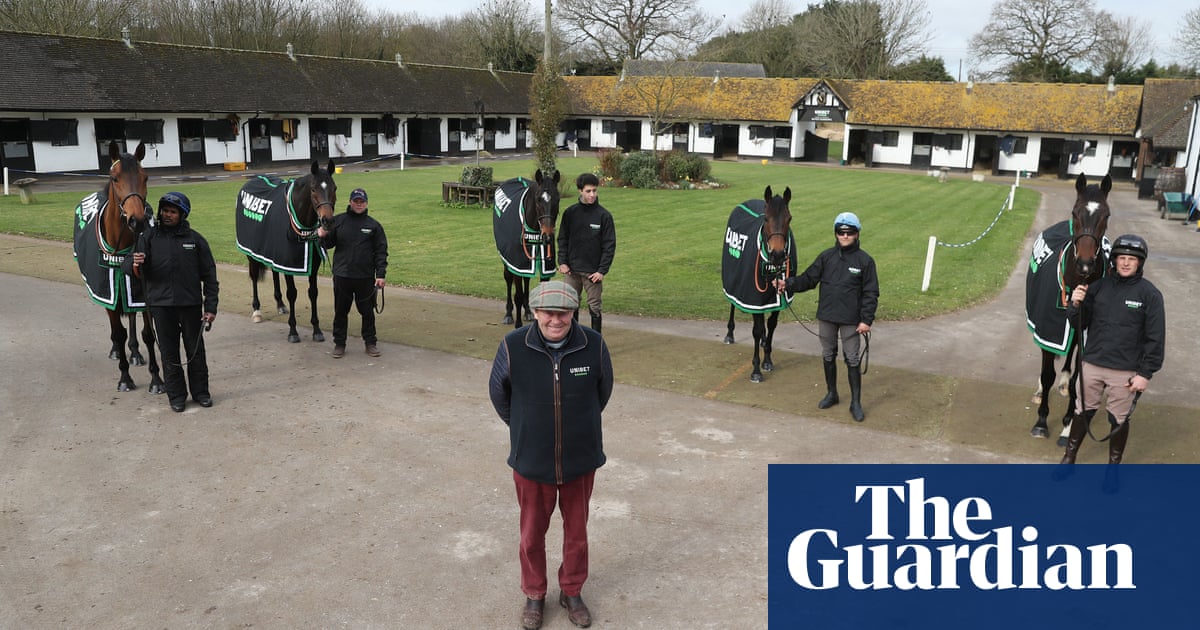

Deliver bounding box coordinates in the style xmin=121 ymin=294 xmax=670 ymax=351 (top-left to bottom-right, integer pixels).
xmin=1069 ymin=173 xmax=1112 ymax=284
xmin=527 ymin=169 xmax=561 ymax=239
xmin=107 ymin=141 xmax=150 ymax=233
xmin=761 ymin=185 xmax=793 ymax=270
xmin=308 ymin=159 xmax=337 ymax=229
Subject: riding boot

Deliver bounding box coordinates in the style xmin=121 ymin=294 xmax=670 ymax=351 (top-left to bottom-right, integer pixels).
xmin=590 ymin=312 xmax=602 ymax=334
xmin=1058 ymin=409 xmax=1093 ymax=465
xmin=1108 ymin=420 xmax=1129 ymax=465
xmin=817 ymin=360 xmax=839 ymax=409
xmin=846 ymin=363 xmax=864 ymax=422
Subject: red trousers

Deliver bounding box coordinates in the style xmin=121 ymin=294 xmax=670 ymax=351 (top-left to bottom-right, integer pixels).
xmin=513 ymin=469 xmax=595 ymax=599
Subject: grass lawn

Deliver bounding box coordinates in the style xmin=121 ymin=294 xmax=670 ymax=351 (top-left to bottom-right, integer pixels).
xmin=0 ymin=157 xmax=1037 ymax=321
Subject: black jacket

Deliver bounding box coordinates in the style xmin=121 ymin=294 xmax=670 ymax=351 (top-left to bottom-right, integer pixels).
xmin=489 ymin=322 xmax=613 ymax=485
xmin=785 ymin=240 xmax=879 ymax=326
xmin=1068 ymin=272 xmax=1165 ymax=379
xmin=130 ymin=220 xmax=218 ymax=313
xmin=557 ymin=200 xmax=616 ymax=275
xmin=321 ymin=209 xmax=388 ymax=280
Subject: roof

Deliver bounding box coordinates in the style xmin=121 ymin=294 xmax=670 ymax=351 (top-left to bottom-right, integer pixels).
xmin=563 ymin=75 xmax=813 ymax=123
xmin=622 ymin=59 xmax=766 ymax=78
xmin=1139 ymin=78 xmax=1200 ymax=148
xmin=0 ymin=30 xmax=532 ymax=115
xmin=829 ymin=80 xmax=1143 ymax=135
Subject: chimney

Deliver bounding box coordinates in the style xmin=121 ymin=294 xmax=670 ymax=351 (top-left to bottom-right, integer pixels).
xmin=395 ymin=53 xmax=403 ymax=68
xmin=1107 ymin=75 xmax=1116 ymax=96
xmin=966 ymin=77 xmax=973 ymax=95
xmin=286 ymin=43 xmax=295 ymax=61
xmin=121 ymin=27 xmax=132 ymax=48
xmin=487 ymin=61 xmax=495 ymax=75
xmin=713 ymin=70 xmax=720 ymax=84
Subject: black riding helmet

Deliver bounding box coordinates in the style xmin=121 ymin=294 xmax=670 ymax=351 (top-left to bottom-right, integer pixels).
xmin=158 ymin=191 xmax=192 ymax=217
xmin=1110 ymin=233 xmax=1147 ymax=274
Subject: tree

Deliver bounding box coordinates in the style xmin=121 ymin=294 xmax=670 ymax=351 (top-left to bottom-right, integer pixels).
xmin=969 ymin=0 xmax=1102 ymax=82
xmin=890 ymin=55 xmax=953 ymax=81
xmin=1089 ymin=12 xmax=1153 ymax=83
xmin=1174 ymin=6 xmax=1200 ymax=70
xmin=528 ymin=59 xmax=568 ymax=177
xmin=465 ymin=0 xmax=542 ymax=72
xmin=0 ymin=0 xmax=139 ymax=37
xmin=793 ymin=0 xmax=931 ymax=79
xmin=554 ymin=0 xmax=721 ymax=66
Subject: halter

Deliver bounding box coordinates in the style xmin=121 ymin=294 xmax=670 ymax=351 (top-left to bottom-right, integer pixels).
xmin=287 ymin=180 xmax=333 ymax=240
xmin=754 ymin=224 xmax=791 ymax=293
xmin=520 ymin=186 xmax=556 ymax=261
xmin=109 ymin=159 xmax=150 ymax=231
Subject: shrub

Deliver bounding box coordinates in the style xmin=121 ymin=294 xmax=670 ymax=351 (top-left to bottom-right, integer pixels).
xmin=659 ymin=150 xmax=692 ymax=183
xmin=685 ymin=153 xmax=711 ymax=181
xmin=620 ymin=151 xmax=660 ymax=189
xmin=597 ymin=149 xmax=624 ymax=181
xmin=461 ymin=166 xmax=493 ymax=187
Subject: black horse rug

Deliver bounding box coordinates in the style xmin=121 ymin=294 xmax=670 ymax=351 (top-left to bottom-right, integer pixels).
xmin=1025 ymin=220 xmax=1109 ymax=354
xmin=722 ymin=200 xmax=796 ymax=314
xmin=235 ymin=175 xmax=324 ymax=276
xmin=73 ymin=191 xmax=146 ymax=311
xmin=493 ymin=177 xmax=555 ymax=280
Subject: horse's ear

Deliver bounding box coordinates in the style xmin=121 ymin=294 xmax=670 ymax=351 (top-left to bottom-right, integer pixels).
xmin=134 ymin=142 xmax=146 ymax=161
xmin=535 ymin=170 xmax=544 ymax=185
xmin=783 ymin=187 xmax=792 ymax=204
xmin=311 ymin=160 xmax=320 ymax=176
xmin=1101 ymin=174 xmax=1112 ymax=196
xmin=108 ymin=141 xmax=120 ymax=163
xmin=764 ymin=185 xmax=773 ymax=203
xmin=327 ymin=159 xmax=335 ymax=174
xmin=1075 ymin=173 xmax=1087 ymax=194
xmin=553 ymin=170 xmax=561 ymax=183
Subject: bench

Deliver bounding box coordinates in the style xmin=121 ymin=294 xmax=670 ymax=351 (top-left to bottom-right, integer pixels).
xmin=441 ymin=181 xmax=497 ymax=206
xmin=12 ymin=177 xmax=37 ymax=204
xmin=1160 ymin=192 xmax=1191 ymax=220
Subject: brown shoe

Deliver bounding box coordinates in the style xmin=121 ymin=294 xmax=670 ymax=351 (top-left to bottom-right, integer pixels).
xmin=520 ymin=597 xmax=544 ymax=630
xmin=365 ymin=344 xmax=381 ymax=357
xmin=331 ymin=345 xmax=345 ymax=359
xmin=559 ymin=592 xmax=591 ymax=628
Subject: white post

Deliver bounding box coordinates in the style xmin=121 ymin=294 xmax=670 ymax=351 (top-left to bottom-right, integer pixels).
xmin=400 ymin=119 xmax=406 ymax=170
xmin=3 ymin=167 xmax=8 ymax=196
xmin=1007 ymin=185 xmax=1015 ymax=211
xmin=921 ymin=235 xmax=937 ymax=292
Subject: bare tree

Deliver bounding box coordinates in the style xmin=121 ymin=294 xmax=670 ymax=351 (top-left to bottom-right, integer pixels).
xmin=740 ymin=0 xmax=796 ymax=32
xmin=1089 ymin=12 xmax=1152 ymax=79
xmin=465 ymin=0 xmax=542 ymax=72
xmin=969 ymin=0 xmax=1101 ymax=82
xmin=554 ymin=0 xmax=721 ymax=65
xmin=1174 ymin=6 xmax=1200 ymax=69
xmin=795 ymin=0 xmax=931 ymax=79
xmin=0 ymin=0 xmax=141 ymax=37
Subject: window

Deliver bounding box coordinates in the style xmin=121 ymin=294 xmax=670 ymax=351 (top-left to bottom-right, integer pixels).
xmin=202 ymin=119 xmax=237 ymax=142
xmin=699 ymin=122 xmax=715 ymax=138
xmin=1083 ymin=139 xmax=1097 ymax=157
xmin=748 ymin=125 xmax=767 ymax=140
xmin=1013 ymin=136 xmax=1028 ymax=153
xmin=126 ymin=119 xmax=164 ymax=144
xmin=881 ymin=130 xmax=899 ymax=147
xmin=30 ymin=119 xmax=79 ymax=146
xmin=601 ymin=119 xmax=615 ymax=133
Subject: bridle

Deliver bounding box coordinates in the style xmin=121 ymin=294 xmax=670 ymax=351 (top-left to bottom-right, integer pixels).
xmin=754 ymin=208 xmax=791 ymax=293
xmin=110 ymin=160 xmax=150 ymax=233
xmin=288 ymin=177 xmax=336 ymax=240
xmin=521 ymin=185 xmax=557 ymax=259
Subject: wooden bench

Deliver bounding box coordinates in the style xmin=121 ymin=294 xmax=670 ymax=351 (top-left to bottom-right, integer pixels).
xmin=441 ymin=181 xmax=497 ymax=206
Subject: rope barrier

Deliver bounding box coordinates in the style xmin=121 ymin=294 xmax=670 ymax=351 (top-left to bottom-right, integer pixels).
xmin=935 ymin=195 xmax=1010 ymax=248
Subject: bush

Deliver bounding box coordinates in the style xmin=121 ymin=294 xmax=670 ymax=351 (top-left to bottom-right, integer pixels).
xmin=685 ymin=153 xmax=711 ymax=181
xmin=597 ymin=149 xmax=624 ymax=181
xmin=659 ymin=150 xmax=692 ymax=183
xmin=460 ymin=166 xmax=493 ymax=187
xmin=620 ymin=151 xmax=660 ymax=189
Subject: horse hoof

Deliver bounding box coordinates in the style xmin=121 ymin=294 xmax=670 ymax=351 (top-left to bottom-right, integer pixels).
xmin=1031 ymin=393 xmax=1043 ymax=405
xmin=1056 ymin=436 xmax=1068 ymax=448
xmin=109 ymin=350 xmax=120 ymax=360
xmin=278 ymin=306 xmax=289 ymax=315
xmin=750 ymin=373 xmax=764 ymax=383
xmin=312 ymin=332 xmax=325 ymax=342
xmin=149 ymin=383 xmax=165 ymax=395
xmin=287 ymin=334 xmax=301 ymax=343
xmin=251 ymin=310 xmax=263 ymax=323
xmin=118 ymin=382 xmax=135 ymax=392
xmin=1030 ymin=426 xmax=1048 ymax=438
xmin=502 ymin=315 xmax=514 ymax=325
xmin=723 ymin=335 xmax=734 ymax=344
xmin=762 ymin=360 xmax=774 ymax=372
xmin=130 ymin=354 xmax=146 ymax=367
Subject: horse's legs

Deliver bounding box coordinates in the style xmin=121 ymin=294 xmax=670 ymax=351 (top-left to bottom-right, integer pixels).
xmin=141 ymin=310 xmax=164 ymax=394
xmin=308 ymin=269 xmax=324 ymax=342
xmin=521 ymin=277 xmax=533 ymax=322
xmin=109 ymin=310 xmax=135 ymax=391
xmin=1030 ymin=350 xmax=1056 ymax=437
xmin=761 ymin=311 xmax=779 ymax=373
xmin=285 ymin=275 xmax=301 ymax=343
xmin=273 ymin=271 xmax=288 ymax=315
xmin=503 ymin=268 xmax=516 ymax=325
xmin=249 ymin=260 xmax=264 ymax=323
xmin=724 ymin=305 xmax=736 ymax=344
xmin=126 ymin=311 xmax=146 ymax=366
xmin=512 ymin=276 xmax=527 ymax=329
xmin=750 ymin=313 xmax=766 ymax=383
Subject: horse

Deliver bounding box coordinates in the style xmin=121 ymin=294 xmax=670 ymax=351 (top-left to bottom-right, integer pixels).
xmin=493 ymin=170 xmax=562 ymax=328
xmin=72 ymin=141 xmax=163 ymax=394
xmin=235 ymin=159 xmax=337 ymax=343
xmin=722 ymin=186 xmax=796 ymax=382
xmin=1025 ymin=173 xmax=1111 ymax=441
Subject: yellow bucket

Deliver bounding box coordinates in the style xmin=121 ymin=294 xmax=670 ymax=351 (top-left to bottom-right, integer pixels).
xmin=334 ymin=166 xmax=344 ymax=174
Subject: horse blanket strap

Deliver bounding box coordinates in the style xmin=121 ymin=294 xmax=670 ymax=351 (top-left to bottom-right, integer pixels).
xmin=493 ymin=177 xmax=554 ymax=280
xmin=235 ymin=176 xmax=323 ymax=276
xmin=722 ymin=200 xmax=796 ymax=314
xmin=73 ymin=192 xmax=146 ymax=312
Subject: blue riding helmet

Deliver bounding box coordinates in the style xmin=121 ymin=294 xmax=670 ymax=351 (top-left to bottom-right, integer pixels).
xmin=159 ymin=191 xmax=192 ymax=217
xmin=834 ymin=211 xmax=861 ymax=232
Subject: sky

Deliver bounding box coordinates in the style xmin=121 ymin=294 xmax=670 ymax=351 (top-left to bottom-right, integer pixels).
xmin=377 ymin=0 xmax=1183 ymax=78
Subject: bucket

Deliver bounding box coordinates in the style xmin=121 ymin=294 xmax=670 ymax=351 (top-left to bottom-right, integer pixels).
xmin=334 ymin=166 xmax=344 ymax=174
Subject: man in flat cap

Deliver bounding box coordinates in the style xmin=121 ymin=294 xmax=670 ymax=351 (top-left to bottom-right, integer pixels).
xmin=488 ymin=280 xmax=613 ymax=629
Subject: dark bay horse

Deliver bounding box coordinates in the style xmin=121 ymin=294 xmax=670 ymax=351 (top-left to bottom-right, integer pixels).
xmin=72 ymin=141 xmax=163 ymax=393
xmin=722 ymin=186 xmax=796 ymax=382
xmin=493 ymin=170 xmax=561 ymax=328
xmin=235 ymin=160 xmax=337 ymax=343
xmin=1026 ymin=173 xmax=1111 ymax=440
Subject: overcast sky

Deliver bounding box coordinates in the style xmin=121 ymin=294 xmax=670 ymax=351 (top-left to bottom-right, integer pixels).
xmin=376 ymin=0 xmax=1185 ymax=76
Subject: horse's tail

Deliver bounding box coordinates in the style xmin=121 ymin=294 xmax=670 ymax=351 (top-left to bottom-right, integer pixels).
xmin=248 ymin=257 xmax=267 ymax=282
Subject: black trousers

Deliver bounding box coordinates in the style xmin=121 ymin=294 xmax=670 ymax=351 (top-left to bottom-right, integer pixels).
xmin=332 ymin=276 xmax=377 ymax=346
xmin=151 ymin=304 xmax=209 ymax=404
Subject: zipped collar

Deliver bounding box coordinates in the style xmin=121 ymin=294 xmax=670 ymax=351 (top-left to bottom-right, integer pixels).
xmin=523 ymin=322 xmax=587 ymax=356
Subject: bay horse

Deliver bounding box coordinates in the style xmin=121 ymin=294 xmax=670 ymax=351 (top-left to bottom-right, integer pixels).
xmin=722 ymin=186 xmax=796 ymax=382
xmin=493 ymin=170 xmax=561 ymax=328
xmin=1026 ymin=173 xmax=1111 ymax=441
xmin=72 ymin=141 xmax=163 ymax=393
xmin=235 ymin=160 xmax=337 ymax=343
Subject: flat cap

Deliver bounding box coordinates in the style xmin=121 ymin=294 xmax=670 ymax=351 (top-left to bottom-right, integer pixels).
xmin=528 ymin=281 xmax=579 ymax=312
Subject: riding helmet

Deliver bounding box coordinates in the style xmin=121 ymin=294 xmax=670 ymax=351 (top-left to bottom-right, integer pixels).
xmin=159 ymin=191 xmax=192 ymax=217
xmin=1110 ymin=233 xmax=1148 ymax=267
xmin=834 ymin=212 xmax=861 ymax=233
